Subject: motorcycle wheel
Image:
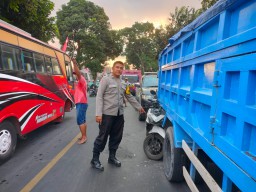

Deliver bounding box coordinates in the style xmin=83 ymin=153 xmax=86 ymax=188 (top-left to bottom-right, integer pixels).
xmin=143 ymin=133 xmax=164 ymax=160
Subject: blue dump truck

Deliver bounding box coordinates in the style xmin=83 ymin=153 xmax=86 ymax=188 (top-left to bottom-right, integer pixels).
xmin=158 ymin=0 xmax=256 ymax=191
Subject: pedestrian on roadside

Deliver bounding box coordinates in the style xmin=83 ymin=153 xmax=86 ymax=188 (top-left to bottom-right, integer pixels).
xmin=124 ymin=77 xmax=129 ymax=84
xmin=72 ymin=58 xmax=88 ymax=144
xmin=91 ymin=61 xmax=145 ymax=171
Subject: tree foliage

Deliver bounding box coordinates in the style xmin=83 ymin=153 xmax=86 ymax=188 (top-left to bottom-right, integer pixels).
xmin=200 ymin=0 xmax=218 ymax=12
xmin=56 ymin=0 xmax=122 ymax=78
xmin=119 ymin=4 xmax=202 ymax=74
xmin=154 ymin=26 xmax=169 ymax=60
xmin=120 ymin=22 xmax=159 ymax=73
xmin=0 ymin=0 xmax=57 ymax=42
xmin=154 ymin=2 xmax=212 ymax=59
xmin=166 ymin=6 xmax=200 ymax=38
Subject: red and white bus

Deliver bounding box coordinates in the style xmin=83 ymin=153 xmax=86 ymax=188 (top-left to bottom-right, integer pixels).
xmin=0 ymin=19 xmax=75 ymax=162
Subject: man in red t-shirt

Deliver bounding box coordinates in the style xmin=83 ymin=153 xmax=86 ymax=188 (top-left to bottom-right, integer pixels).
xmin=72 ymin=59 xmax=88 ymax=144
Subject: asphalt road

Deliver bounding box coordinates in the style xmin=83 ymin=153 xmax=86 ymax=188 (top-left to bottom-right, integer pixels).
xmin=0 ymin=97 xmax=191 ymax=192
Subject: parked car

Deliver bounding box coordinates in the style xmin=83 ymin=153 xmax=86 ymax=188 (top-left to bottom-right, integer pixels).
xmin=137 ymin=73 xmax=158 ymax=121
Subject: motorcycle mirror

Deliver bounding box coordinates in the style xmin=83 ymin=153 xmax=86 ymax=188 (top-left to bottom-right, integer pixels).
xmin=134 ymin=83 xmax=140 ymax=88
xmin=150 ymin=90 xmax=156 ymax=95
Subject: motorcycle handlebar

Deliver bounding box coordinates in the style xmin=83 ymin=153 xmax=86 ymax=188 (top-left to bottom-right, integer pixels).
xmin=148 ymin=99 xmax=159 ymax=108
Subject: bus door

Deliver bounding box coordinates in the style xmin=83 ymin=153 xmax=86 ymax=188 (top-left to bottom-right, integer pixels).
xmin=65 ymin=58 xmax=75 ymax=100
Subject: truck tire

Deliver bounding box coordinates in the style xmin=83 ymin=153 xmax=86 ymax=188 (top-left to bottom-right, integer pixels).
xmin=0 ymin=121 xmax=17 ymax=163
xmin=163 ymin=127 xmax=185 ymax=182
xmin=143 ymin=133 xmax=164 ymax=160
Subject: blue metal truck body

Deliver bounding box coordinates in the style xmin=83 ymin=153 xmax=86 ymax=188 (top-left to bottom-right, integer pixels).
xmin=158 ymin=0 xmax=256 ymax=191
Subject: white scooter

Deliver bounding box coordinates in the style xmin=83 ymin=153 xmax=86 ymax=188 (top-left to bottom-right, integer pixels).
xmin=143 ymin=90 xmax=166 ymax=160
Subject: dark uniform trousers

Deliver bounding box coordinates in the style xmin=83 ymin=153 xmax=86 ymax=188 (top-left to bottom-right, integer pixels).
xmin=93 ymin=113 xmax=124 ymax=155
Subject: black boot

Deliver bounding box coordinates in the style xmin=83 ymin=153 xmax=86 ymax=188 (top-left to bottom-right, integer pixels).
xmin=91 ymin=152 xmax=104 ymax=171
xmin=108 ymin=150 xmax=121 ymax=167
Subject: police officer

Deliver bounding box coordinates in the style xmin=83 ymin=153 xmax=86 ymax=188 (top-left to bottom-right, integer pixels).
xmin=91 ymin=61 xmax=145 ymax=171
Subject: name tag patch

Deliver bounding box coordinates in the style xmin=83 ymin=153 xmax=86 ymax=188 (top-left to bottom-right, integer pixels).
xmin=109 ymin=84 xmax=117 ymax=88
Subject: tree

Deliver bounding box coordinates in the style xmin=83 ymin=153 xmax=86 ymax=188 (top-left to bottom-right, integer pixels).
xmin=56 ymin=0 xmax=122 ymax=78
xmin=166 ymin=6 xmax=200 ymax=38
xmin=120 ymin=22 xmax=158 ymax=73
xmin=164 ymin=1 xmax=218 ymax=46
xmin=200 ymin=0 xmax=218 ymax=12
xmin=154 ymin=26 xmax=169 ymax=60
xmin=0 ymin=0 xmax=57 ymax=42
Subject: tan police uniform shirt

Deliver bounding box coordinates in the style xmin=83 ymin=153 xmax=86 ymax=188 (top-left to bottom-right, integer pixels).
xmin=96 ymin=74 xmax=141 ymax=116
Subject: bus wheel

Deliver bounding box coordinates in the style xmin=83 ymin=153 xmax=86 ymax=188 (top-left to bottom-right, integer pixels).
xmin=0 ymin=121 xmax=17 ymax=163
xmin=163 ymin=126 xmax=185 ymax=182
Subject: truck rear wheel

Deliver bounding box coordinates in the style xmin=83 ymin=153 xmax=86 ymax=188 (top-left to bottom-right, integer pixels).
xmin=163 ymin=127 xmax=185 ymax=182
xmin=0 ymin=121 xmax=17 ymax=163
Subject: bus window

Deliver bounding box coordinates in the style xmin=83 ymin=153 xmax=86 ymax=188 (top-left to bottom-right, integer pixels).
xmin=45 ymin=56 xmax=52 ymax=74
xmin=52 ymin=58 xmax=62 ymax=75
xmin=1 ymin=44 xmax=19 ymax=71
xmin=34 ymin=53 xmax=45 ymax=73
xmin=23 ymin=51 xmax=35 ymax=72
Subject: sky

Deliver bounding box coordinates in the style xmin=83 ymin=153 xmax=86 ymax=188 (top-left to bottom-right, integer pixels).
xmin=51 ymin=0 xmax=202 ymax=30
xmin=49 ymin=0 xmax=202 ymax=63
